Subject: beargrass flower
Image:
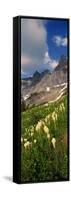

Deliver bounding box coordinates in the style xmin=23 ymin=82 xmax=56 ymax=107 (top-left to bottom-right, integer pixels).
xmin=47 ymin=133 xmax=50 ymax=139
xmin=36 ymin=120 xmax=45 ymax=131
xmin=45 ymin=114 xmax=50 ymax=122
xmin=31 ymin=132 xmax=34 ymax=136
xmin=51 ymin=137 xmax=56 ymax=148
xmin=52 ymin=111 xmax=57 ymax=122
xmin=24 ymin=138 xmax=27 ymax=142
xmin=59 ymin=103 xmax=65 ymax=112
xmin=43 ymin=125 xmax=49 ymax=134
xmin=34 ymin=139 xmax=36 ymax=144
xmin=24 ymin=141 xmax=30 ymax=148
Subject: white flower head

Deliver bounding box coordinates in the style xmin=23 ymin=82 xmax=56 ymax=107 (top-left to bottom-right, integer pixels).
xmin=51 ymin=137 xmax=56 ymax=148
xmin=34 ymin=139 xmax=37 ymax=144
xmin=47 ymin=133 xmax=50 ymax=139
xmin=43 ymin=125 xmax=49 ymax=134
xmin=52 ymin=111 xmax=57 ymax=122
xmin=31 ymin=132 xmax=34 ymax=136
xmin=61 ymin=103 xmax=64 ymax=107
xmin=36 ymin=120 xmax=45 ymax=131
xmin=59 ymin=103 xmax=65 ymax=112
xmin=45 ymin=114 xmax=50 ymax=123
xmin=24 ymin=141 xmax=30 ymax=148
xmin=24 ymin=138 xmax=27 ymax=142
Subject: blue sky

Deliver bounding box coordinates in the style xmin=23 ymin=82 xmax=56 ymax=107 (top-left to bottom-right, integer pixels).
xmin=21 ymin=18 xmax=68 ymax=78
xmin=44 ymin=19 xmax=67 ymax=60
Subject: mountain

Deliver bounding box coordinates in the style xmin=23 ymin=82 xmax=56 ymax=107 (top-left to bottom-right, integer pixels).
xmin=31 ymin=69 xmax=50 ymax=85
xmin=55 ymin=55 xmax=67 ymax=71
xmin=32 ymin=71 xmax=41 ymax=85
xmin=21 ymin=55 xmax=67 ymax=108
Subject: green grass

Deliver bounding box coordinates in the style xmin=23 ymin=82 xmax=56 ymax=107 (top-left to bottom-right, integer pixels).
xmin=21 ymin=95 xmax=68 ymax=183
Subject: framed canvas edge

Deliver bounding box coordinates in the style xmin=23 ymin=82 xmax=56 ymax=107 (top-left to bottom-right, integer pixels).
xmin=13 ymin=16 xmax=70 ymax=184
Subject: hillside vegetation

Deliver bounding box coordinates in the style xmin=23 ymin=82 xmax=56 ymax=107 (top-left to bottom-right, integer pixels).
xmin=21 ymin=95 xmax=68 ymax=182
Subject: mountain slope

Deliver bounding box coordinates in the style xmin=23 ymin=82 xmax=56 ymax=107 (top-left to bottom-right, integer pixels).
xmin=21 ymin=55 xmax=68 ymax=108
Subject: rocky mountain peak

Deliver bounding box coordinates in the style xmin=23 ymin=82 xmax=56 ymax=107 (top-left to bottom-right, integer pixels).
xmin=55 ymin=55 xmax=67 ymax=71
xmin=59 ymin=55 xmax=67 ymax=67
xmin=33 ymin=70 xmax=40 ymax=78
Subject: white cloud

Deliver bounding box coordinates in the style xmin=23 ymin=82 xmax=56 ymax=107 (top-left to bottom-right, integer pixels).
xmin=21 ymin=18 xmax=58 ymax=75
xmin=21 ymin=19 xmax=47 ymax=71
xmin=61 ymin=37 xmax=67 ymax=46
xmin=53 ymin=35 xmax=67 ymax=47
xmin=44 ymin=51 xmax=58 ymax=68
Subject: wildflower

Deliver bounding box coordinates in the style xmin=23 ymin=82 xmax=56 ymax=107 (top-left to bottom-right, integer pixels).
xmin=30 ymin=126 xmax=34 ymax=136
xmin=61 ymin=103 xmax=64 ymax=107
xmin=21 ymin=137 xmax=23 ymax=143
xmin=31 ymin=132 xmax=34 ymax=136
xmin=24 ymin=138 xmax=27 ymax=142
xmin=36 ymin=120 xmax=45 ymax=131
xmin=52 ymin=111 xmax=57 ymax=122
xmin=40 ymin=120 xmax=45 ymax=126
xmin=43 ymin=125 xmax=49 ymax=134
xmin=47 ymin=133 xmax=50 ymax=139
xmin=59 ymin=103 xmax=65 ymax=112
xmin=34 ymin=139 xmax=36 ymax=144
xmin=45 ymin=114 xmax=50 ymax=123
xmin=51 ymin=138 xmax=56 ymax=148
xmin=59 ymin=105 xmax=63 ymax=111
xmin=24 ymin=141 xmax=30 ymax=148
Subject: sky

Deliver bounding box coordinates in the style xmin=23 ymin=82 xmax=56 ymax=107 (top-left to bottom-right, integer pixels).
xmin=21 ymin=18 xmax=68 ymax=78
